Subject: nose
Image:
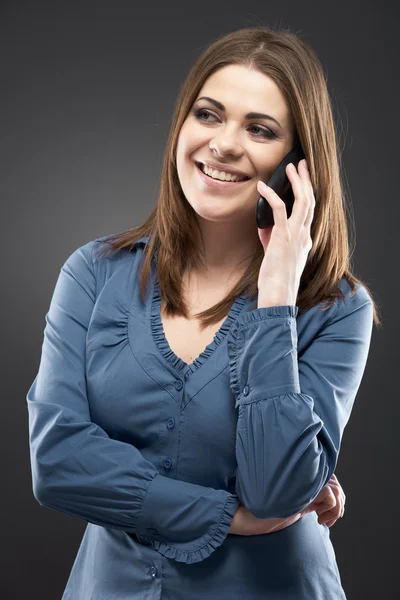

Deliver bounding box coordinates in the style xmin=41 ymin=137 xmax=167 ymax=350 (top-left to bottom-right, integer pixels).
xmin=210 ymin=126 xmax=244 ymax=157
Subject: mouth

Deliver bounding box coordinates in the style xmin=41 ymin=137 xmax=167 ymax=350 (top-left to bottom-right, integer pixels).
xmin=195 ymin=161 xmax=251 ymax=188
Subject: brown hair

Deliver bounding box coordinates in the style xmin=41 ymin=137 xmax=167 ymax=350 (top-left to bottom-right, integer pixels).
xmin=94 ymin=25 xmax=382 ymax=330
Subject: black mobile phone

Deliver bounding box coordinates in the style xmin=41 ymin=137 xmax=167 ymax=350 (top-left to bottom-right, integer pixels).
xmin=256 ymin=141 xmax=305 ymax=228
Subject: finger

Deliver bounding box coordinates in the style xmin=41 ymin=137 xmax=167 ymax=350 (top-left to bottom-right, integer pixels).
xmin=313 ymin=480 xmax=346 ymax=522
xmin=308 ymin=488 xmax=336 ymax=515
xmin=257 ymin=180 xmax=288 ymax=229
xmin=317 ymin=513 xmax=335 ymax=525
xmin=315 ymin=504 xmax=336 ymax=520
xmin=327 ymin=483 xmax=345 ymax=517
xmin=326 ymin=475 xmax=341 ymax=491
xmin=327 ymin=483 xmax=345 ymax=514
xmin=301 ymin=160 xmax=316 ymax=230
xmin=324 ymin=518 xmax=338 ymax=528
xmin=318 ymin=498 xmax=342 ymax=522
xmin=301 ymin=158 xmax=316 ymax=199
xmin=317 ymin=505 xmax=342 ymax=526
xmin=326 ymin=481 xmax=342 ymax=503
xmin=320 ymin=505 xmax=339 ymax=518
xmin=315 ymin=510 xmax=337 ymax=526
xmin=303 ymin=195 xmax=315 ymax=231
xmin=313 ymin=493 xmax=338 ymax=517
xmin=285 ymin=161 xmax=310 ymax=226
xmin=323 ymin=486 xmax=337 ymax=507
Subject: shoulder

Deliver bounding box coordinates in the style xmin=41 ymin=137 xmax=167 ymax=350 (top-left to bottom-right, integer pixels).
xmin=91 ymin=234 xmax=150 ymax=266
xmin=298 ymin=276 xmax=374 ymax=345
xmin=317 ymin=277 xmax=374 ymax=341
xmin=60 ymin=234 xmax=150 ymax=286
xmin=334 ymin=277 xmax=373 ymax=319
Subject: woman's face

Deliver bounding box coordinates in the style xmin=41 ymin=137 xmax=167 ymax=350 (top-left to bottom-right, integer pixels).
xmin=176 ymin=64 xmax=295 ymax=223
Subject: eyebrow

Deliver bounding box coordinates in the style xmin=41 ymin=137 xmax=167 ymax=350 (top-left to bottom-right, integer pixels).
xmin=195 ymin=96 xmax=283 ymax=130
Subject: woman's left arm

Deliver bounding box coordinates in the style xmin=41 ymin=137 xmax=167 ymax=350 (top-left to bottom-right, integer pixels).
xmin=227 ymin=284 xmax=373 ymax=520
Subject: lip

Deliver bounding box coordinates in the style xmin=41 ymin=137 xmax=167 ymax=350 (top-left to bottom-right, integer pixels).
xmin=195 ymin=162 xmax=251 ymax=189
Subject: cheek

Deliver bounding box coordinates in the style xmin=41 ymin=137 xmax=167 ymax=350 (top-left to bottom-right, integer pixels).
xmin=259 ymin=147 xmax=294 ymax=181
xmin=254 ymin=157 xmax=277 ymax=181
xmin=177 ymin=122 xmax=211 ymax=161
xmin=176 ymin=138 xmax=194 ymax=173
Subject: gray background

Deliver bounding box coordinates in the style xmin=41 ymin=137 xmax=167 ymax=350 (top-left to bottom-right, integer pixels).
xmin=1 ymin=1 xmax=398 ymax=598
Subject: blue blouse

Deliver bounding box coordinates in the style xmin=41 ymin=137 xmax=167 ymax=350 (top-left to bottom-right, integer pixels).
xmin=26 ymin=234 xmax=374 ymax=599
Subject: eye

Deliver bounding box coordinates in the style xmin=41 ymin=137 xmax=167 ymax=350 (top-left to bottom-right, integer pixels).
xmin=248 ymin=125 xmax=277 ymax=140
xmin=191 ymin=108 xmax=278 ymax=141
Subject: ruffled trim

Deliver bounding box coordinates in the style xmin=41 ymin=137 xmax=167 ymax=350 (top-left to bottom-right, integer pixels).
xmin=227 ymin=304 xmax=299 ymax=399
xmin=137 ymin=494 xmax=241 ymax=564
xmin=150 ymin=277 xmax=247 ymax=377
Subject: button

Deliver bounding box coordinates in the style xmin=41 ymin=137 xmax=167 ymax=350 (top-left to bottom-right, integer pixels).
xmin=150 ymin=566 xmax=157 ymax=578
xmin=147 ymin=527 xmax=158 ymax=535
xmin=164 ymin=457 xmax=172 ymax=470
xmin=166 ymin=417 xmax=175 ymax=429
xmin=243 ymin=385 xmax=250 ymax=396
xmin=174 ymin=380 xmax=183 ymax=390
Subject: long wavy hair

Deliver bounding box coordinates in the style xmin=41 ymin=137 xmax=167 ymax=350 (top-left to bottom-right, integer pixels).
xmin=94 ymin=26 xmax=382 ymax=330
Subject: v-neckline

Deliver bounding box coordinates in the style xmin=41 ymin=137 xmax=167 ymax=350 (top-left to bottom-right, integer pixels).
xmin=150 ymin=275 xmax=248 ymax=378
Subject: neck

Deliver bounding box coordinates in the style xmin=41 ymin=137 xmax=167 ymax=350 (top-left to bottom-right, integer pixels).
xmin=191 ymin=219 xmax=260 ymax=282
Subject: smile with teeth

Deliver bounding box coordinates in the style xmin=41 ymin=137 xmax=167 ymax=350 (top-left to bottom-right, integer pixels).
xmin=198 ymin=162 xmax=250 ymax=182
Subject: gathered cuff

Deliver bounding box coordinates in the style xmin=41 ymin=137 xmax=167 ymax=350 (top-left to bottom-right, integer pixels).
xmin=137 ymin=494 xmax=240 ymax=564
xmin=233 ymin=304 xmax=298 ymax=327
xmin=227 ymin=305 xmax=299 ymax=402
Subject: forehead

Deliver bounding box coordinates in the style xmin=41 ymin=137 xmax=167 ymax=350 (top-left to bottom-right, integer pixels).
xmin=197 ymin=65 xmax=291 ymax=121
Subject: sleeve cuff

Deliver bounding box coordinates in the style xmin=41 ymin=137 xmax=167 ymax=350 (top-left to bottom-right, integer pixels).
xmin=147 ymin=494 xmax=240 ymax=564
xmin=227 ymin=305 xmax=300 ymax=407
xmin=135 ymin=473 xmax=241 ymax=564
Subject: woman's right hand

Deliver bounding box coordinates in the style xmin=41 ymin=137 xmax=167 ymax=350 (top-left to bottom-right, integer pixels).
xmin=228 ymin=503 xmax=302 ymax=536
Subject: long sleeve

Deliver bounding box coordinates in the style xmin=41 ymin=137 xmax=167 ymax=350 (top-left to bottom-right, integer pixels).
xmin=26 ymin=241 xmax=240 ymax=564
xmin=227 ymin=287 xmax=373 ymax=519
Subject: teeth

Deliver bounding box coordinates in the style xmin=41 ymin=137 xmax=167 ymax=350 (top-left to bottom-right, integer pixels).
xmin=200 ymin=163 xmax=246 ymax=182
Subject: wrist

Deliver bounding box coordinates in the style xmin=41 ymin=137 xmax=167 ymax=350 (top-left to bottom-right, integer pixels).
xmin=228 ymin=504 xmax=243 ymax=535
xmin=257 ymin=280 xmax=298 ymax=308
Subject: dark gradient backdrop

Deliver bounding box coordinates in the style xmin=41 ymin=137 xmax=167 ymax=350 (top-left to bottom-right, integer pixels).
xmin=1 ymin=1 xmax=397 ymax=598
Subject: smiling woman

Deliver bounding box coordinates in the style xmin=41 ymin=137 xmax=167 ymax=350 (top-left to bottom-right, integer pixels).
xmin=27 ymin=24 xmax=380 ymax=600
xmin=92 ymin=27 xmax=380 ymax=332
xmin=175 ymin=64 xmax=294 ymax=229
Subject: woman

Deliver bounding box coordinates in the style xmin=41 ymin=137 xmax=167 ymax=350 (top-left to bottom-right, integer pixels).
xmin=27 ymin=26 xmax=380 ymax=599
